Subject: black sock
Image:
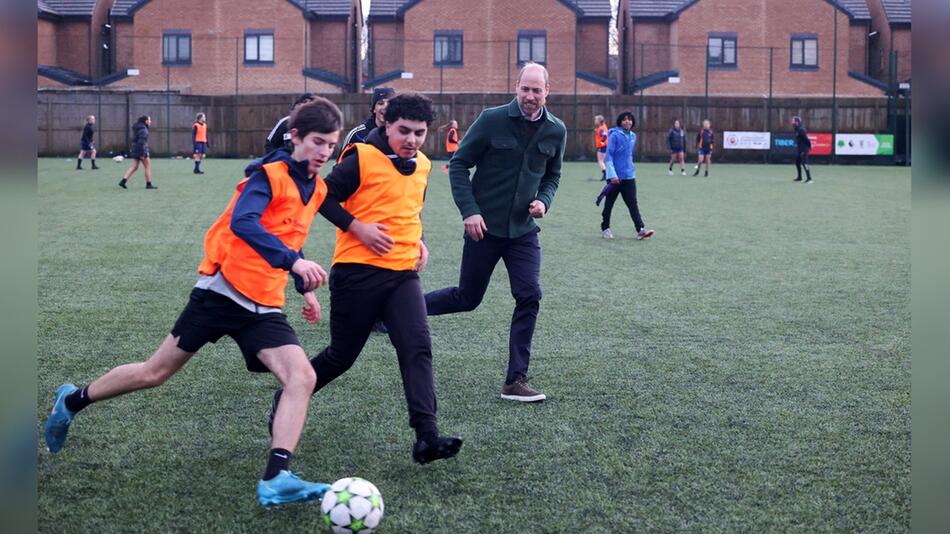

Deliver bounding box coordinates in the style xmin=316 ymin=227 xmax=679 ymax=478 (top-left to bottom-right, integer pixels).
xmin=64 ymin=386 xmax=92 ymax=413
xmin=601 ymin=170 xmax=605 ymax=180
xmin=76 ymin=160 xmax=82 ymax=169
xmin=263 ymin=448 xmax=292 ymax=480
xmin=194 ymin=160 xmax=200 ymax=170
xmin=669 ymin=163 xmax=673 ymax=171
xmin=92 ymin=159 xmax=98 ymax=167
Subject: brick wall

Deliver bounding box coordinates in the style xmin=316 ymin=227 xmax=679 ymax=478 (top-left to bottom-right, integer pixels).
xmin=38 ymin=19 xmax=57 ymax=67
xmin=107 ymin=0 xmax=341 ymax=95
xmin=577 ymin=21 xmax=609 ymax=78
xmin=57 ymin=21 xmax=92 ymax=77
xmin=631 ymin=0 xmax=881 ymax=97
xmin=368 ymin=0 xmax=612 ymax=94
xmin=891 ymin=27 xmax=911 ymax=82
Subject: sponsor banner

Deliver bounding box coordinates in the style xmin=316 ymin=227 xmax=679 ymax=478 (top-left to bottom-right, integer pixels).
xmin=772 ymin=133 xmax=833 ymax=155
xmin=835 ymin=134 xmax=894 ymax=155
xmin=723 ymin=131 xmax=771 ymax=150
xmin=807 ymin=133 xmax=833 ymax=155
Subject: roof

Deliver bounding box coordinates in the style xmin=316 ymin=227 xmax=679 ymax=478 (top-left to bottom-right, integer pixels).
xmin=368 ymin=0 xmax=611 ymax=21
xmin=112 ymin=0 xmax=353 ymax=19
xmin=629 ymin=0 xmax=870 ymax=21
xmin=39 ymin=0 xmax=96 ymax=17
xmin=881 ymin=0 xmax=911 ymax=24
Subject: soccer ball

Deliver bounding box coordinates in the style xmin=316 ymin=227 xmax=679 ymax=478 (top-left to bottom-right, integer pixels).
xmin=321 ymin=477 xmax=384 ymax=533
xmin=112 ymin=155 xmax=125 ymax=162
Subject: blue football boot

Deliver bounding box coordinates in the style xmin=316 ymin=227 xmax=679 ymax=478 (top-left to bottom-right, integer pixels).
xmin=257 ymin=470 xmax=330 ymax=507
xmin=44 ymin=383 xmax=78 ymax=453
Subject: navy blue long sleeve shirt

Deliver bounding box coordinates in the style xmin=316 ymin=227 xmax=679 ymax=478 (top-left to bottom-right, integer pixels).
xmin=230 ymin=152 xmax=353 ymax=293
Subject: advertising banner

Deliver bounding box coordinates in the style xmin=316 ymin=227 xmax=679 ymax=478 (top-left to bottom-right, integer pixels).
xmin=771 ymin=133 xmax=832 ymax=155
xmin=835 ymin=134 xmax=895 ymax=155
xmin=723 ymin=131 xmax=771 ymax=150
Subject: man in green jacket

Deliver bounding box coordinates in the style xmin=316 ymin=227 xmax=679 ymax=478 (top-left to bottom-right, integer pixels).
xmin=425 ymin=63 xmax=565 ymax=402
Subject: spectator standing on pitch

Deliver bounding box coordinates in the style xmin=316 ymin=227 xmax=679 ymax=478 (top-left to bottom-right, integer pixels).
xmin=267 ymin=93 xmax=464 ymax=464
xmin=667 ymin=118 xmax=686 ymax=175
xmin=441 ymin=119 xmax=460 ymax=173
xmin=76 ymin=115 xmax=98 ymax=170
xmin=119 ymin=115 xmax=156 ymax=189
xmin=792 ymin=116 xmax=813 ymax=183
xmin=600 ymin=111 xmax=653 ymax=241
xmin=265 ymin=93 xmax=315 ymax=153
xmin=424 ymin=63 xmax=565 ymax=403
xmin=594 ymin=114 xmax=608 ymax=180
xmin=44 ymin=98 xmax=392 ymax=507
xmin=339 ymin=87 xmax=395 ymax=154
xmin=192 ymin=112 xmax=209 ymax=174
xmin=692 ymin=119 xmax=714 ymax=177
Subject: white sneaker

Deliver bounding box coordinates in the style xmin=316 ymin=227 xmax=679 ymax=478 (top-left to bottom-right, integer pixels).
xmin=668 ymin=169 xmax=673 ymax=175
xmin=681 ymin=170 xmax=686 ymax=175
xmin=602 ymin=229 xmax=614 ymax=239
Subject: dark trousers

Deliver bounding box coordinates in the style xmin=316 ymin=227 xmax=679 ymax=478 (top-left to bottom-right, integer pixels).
xmin=425 ymin=230 xmax=542 ymax=384
xmin=310 ymin=264 xmax=437 ymax=437
xmin=601 ymin=179 xmax=644 ymax=232
xmin=796 ymin=150 xmax=812 ymax=179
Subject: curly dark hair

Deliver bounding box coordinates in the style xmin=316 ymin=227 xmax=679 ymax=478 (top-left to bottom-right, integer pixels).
xmin=616 ymin=111 xmax=636 ymax=128
xmin=288 ymin=97 xmax=343 ymax=138
xmin=383 ymin=92 xmax=436 ymax=125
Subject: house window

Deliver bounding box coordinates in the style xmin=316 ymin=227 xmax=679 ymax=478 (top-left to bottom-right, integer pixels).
xmin=707 ymin=33 xmax=737 ymax=68
xmin=791 ymin=34 xmax=818 ymax=69
xmin=517 ymin=31 xmax=546 ymax=65
xmin=245 ymin=31 xmax=274 ymax=64
xmin=162 ymin=31 xmax=191 ymax=65
xmin=433 ymin=31 xmax=463 ymax=66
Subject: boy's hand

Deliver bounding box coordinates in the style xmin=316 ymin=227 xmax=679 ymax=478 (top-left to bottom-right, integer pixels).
xmin=416 ymin=241 xmax=429 ymax=272
xmin=302 ymin=291 xmax=321 ymax=323
xmin=292 ymin=258 xmax=328 ymax=291
xmin=349 ymin=220 xmax=395 ymax=256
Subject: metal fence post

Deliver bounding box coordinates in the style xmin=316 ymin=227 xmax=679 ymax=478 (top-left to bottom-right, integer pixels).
xmin=832 ymin=5 xmax=838 ymax=165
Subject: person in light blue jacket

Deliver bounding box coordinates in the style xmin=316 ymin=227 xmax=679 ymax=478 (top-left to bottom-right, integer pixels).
xmin=600 ymin=111 xmax=653 ymax=240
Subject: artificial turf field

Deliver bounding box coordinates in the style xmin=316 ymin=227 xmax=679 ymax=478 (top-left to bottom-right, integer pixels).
xmin=37 ymin=157 xmax=910 ymax=532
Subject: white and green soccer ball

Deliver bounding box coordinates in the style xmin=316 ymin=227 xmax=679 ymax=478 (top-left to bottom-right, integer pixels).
xmin=321 ymin=477 xmax=384 ymax=533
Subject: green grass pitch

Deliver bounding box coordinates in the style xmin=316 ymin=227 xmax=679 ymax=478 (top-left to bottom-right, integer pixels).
xmin=38 ymin=157 xmax=910 ymax=531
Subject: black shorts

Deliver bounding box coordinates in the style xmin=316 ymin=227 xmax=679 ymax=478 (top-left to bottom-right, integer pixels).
xmin=81 ymin=141 xmax=94 ymax=151
xmin=130 ymin=148 xmax=149 ymax=161
xmin=170 ymin=288 xmax=300 ymax=373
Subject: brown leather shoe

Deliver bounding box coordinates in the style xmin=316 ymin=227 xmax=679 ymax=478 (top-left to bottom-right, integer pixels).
xmin=500 ymin=377 xmax=546 ymax=402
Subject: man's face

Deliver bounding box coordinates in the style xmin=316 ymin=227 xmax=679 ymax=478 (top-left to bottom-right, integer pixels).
xmin=89 ymin=116 xmax=96 ymax=125
xmin=516 ymin=68 xmax=548 ymax=117
xmin=291 ymin=130 xmax=340 ymax=176
xmin=792 ymin=118 xmax=800 ymax=128
xmin=374 ymin=99 xmax=389 ymax=125
xmin=385 ymin=118 xmax=428 ymax=160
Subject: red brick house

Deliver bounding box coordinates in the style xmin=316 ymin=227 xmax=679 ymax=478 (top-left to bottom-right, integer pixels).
xmin=866 ymin=0 xmax=910 ymax=83
xmin=38 ymin=0 xmax=363 ymax=94
xmin=618 ymin=0 xmax=888 ymax=97
xmin=365 ymin=0 xmax=615 ymax=94
xmin=38 ymin=0 xmax=120 ymax=87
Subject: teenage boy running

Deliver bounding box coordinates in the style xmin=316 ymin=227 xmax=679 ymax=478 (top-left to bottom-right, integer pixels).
xmin=44 ymin=97 xmax=391 ymax=507
xmin=268 ymin=93 xmax=464 ymax=465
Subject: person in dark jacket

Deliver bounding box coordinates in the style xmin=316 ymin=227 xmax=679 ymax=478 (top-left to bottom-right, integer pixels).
xmin=792 ymin=116 xmax=813 ymax=183
xmin=667 ymin=118 xmax=686 ymax=175
xmin=265 ymin=93 xmax=316 ymax=153
xmin=76 ymin=115 xmax=98 ymax=170
xmin=600 ymin=111 xmax=653 ymax=241
xmin=425 ymin=63 xmax=565 ymax=403
xmin=692 ymin=119 xmax=714 ymax=177
xmin=119 ymin=115 xmax=156 ymax=189
xmin=337 ymin=87 xmax=395 ymax=159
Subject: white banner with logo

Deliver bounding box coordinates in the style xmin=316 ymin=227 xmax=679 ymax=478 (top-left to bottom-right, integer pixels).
xmin=723 ymin=131 xmax=771 ymax=150
xmin=834 ymin=134 xmax=895 ymax=155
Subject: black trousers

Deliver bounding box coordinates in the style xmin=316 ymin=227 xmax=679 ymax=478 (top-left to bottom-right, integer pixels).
xmin=601 ymin=179 xmax=644 ymax=232
xmin=425 ymin=230 xmax=542 ymax=384
xmin=796 ymin=149 xmax=812 ymax=179
xmin=309 ymin=264 xmax=437 ymax=437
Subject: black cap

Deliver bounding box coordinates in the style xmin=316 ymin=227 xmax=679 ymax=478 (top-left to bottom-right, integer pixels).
xmin=291 ymin=92 xmax=316 ymax=111
xmin=371 ymin=87 xmax=396 ymax=111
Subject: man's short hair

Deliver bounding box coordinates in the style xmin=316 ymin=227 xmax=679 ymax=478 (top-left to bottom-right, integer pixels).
xmin=516 ymin=62 xmax=549 ymax=86
xmin=289 ymin=97 xmax=343 ymax=138
xmin=383 ymin=93 xmax=436 ymax=125
xmin=371 ymin=87 xmax=396 ymax=111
